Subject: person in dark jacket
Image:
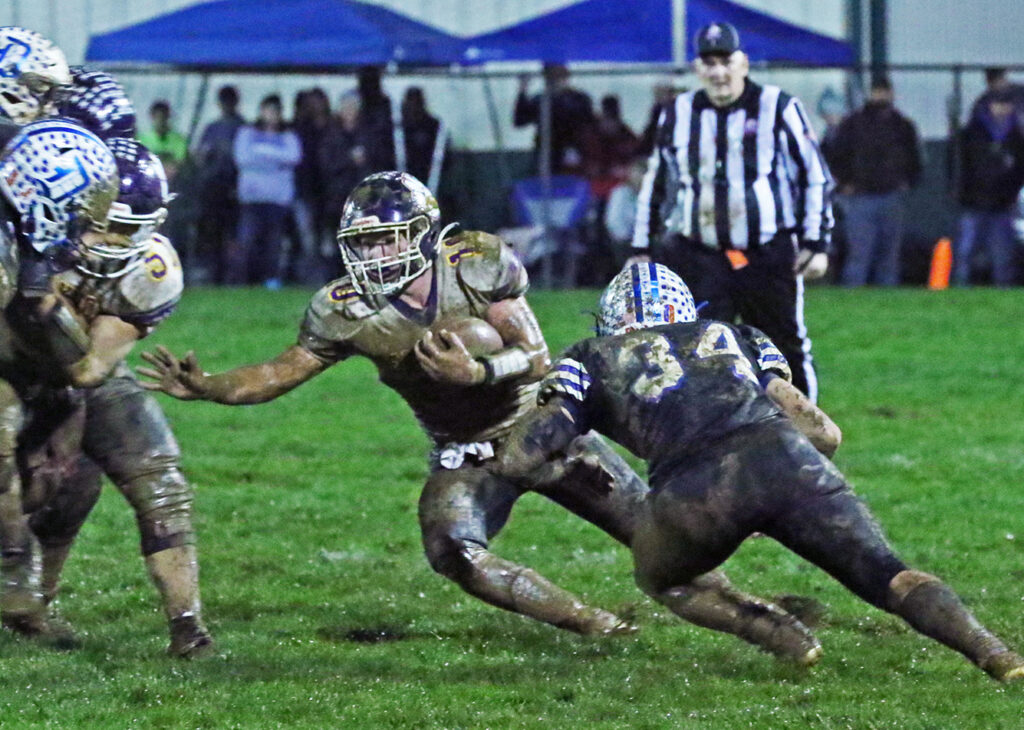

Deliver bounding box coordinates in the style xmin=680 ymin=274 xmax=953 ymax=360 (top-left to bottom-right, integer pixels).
xmin=513 ymin=63 xmax=595 ymax=176
xmin=319 ymin=91 xmax=373 ymax=250
xmin=827 ymin=78 xmax=922 ymax=286
xmin=954 ymin=90 xmax=1024 ymax=286
xmin=195 ymin=85 xmax=244 ymax=283
xmin=400 ymin=87 xmax=444 ymax=186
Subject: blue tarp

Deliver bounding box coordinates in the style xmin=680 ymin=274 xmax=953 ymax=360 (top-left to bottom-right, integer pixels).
xmin=86 ymin=0 xmax=464 ymax=69
xmin=461 ymin=0 xmax=854 ymax=66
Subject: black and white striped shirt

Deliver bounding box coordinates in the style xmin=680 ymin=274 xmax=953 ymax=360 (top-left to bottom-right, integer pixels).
xmin=632 ymin=80 xmax=833 ymax=252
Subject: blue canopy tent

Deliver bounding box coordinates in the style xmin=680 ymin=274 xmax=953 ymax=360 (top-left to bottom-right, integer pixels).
xmin=461 ymin=0 xmax=853 ymax=66
xmin=86 ymin=0 xmax=465 ymax=70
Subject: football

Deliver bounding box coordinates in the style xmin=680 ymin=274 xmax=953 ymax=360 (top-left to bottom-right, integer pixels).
xmin=431 ymin=316 xmax=504 ymax=356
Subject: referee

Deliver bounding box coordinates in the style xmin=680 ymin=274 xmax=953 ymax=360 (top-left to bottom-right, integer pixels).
xmin=631 ymin=22 xmax=833 ymax=401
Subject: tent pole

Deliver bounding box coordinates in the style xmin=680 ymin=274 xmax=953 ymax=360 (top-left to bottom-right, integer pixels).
xmin=185 ymin=72 xmax=210 ymax=148
xmin=672 ymin=0 xmax=686 ymax=67
xmin=481 ymin=75 xmax=511 ymax=189
xmin=540 ymin=71 xmax=554 ymax=290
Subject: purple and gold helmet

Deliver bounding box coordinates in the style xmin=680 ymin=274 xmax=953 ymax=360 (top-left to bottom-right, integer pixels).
xmin=597 ymin=263 xmax=697 ymax=336
xmin=336 ymin=171 xmax=441 ymax=296
xmin=76 ymin=137 xmax=171 ymax=278
xmin=0 ymin=27 xmax=72 ymax=124
xmin=58 ymin=68 xmax=136 ymax=140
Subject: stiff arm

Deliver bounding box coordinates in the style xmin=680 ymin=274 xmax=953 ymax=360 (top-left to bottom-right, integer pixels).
xmin=139 ymin=344 xmax=329 ymax=404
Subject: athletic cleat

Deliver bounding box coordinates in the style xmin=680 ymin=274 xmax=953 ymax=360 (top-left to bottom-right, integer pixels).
xmin=980 ymin=650 xmax=1024 ymax=682
xmin=741 ymin=609 xmax=823 ymax=665
xmin=575 ymin=608 xmax=639 ymax=637
xmin=168 ymin=614 xmax=214 ymax=658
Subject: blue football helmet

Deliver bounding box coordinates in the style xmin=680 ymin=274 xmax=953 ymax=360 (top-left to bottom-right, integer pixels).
xmin=336 ymin=171 xmax=442 ymax=295
xmin=0 ymin=119 xmax=118 ymax=256
xmin=58 ymin=68 xmax=136 ymax=140
xmin=0 ymin=27 xmax=71 ymax=124
xmin=75 ymin=137 xmax=171 ymax=278
xmin=597 ymin=263 xmax=698 ymax=336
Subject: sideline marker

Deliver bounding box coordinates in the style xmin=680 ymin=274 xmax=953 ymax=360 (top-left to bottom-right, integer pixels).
xmin=928 ymin=237 xmax=952 ymax=290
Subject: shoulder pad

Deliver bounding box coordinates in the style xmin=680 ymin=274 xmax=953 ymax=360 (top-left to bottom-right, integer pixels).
xmin=116 ymin=234 xmax=183 ymax=325
xmin=311 ymin=276 xmax=377 ymax=321
xmin=445 ymin=230 xmax=528 ymax=300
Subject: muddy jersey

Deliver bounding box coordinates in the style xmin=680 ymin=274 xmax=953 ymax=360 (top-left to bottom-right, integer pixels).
xmin=539 ymin=321 xmax=790 ymax=480
xmin=50 ymin=234 xmax=183 ymax=336
xmin=299 ymin=230 xmax=537 ymax=445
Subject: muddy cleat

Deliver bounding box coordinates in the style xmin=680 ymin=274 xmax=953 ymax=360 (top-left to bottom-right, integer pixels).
xmin=980 ymin=649 xmax=1024 ymax=682
xmin=573 ymin=608 xmax=639 ymax=637
xmin=741 ymin=609 xmax=823 ymax=665
xmin=168 ymin=614 xmax=214 ymax=658
xmin=2 ymin=604 xmax=79 ymax=650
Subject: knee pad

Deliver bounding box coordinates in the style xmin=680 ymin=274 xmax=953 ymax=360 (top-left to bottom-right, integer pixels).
xmin=423 ymin=534 xmax=488 ymax=583
xmin=120 ymin=468 xmax=195 ymax=555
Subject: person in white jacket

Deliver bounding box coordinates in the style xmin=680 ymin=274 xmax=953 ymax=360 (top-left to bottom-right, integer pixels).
xmin=230 ymin=94 xmax=301 ymax=288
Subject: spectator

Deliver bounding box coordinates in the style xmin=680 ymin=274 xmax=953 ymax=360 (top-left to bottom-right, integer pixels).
xmin=604 ymin=158 xmax=647 ymax=268
xmin=638 ymin=79 xmax=678 ymax=157
xmin=138 ymin=99 xmax=188 ymax=181
xmin=970 ymin=67 xmax=1024 ymax=123
xmin=954 ymin=89 xmax=1024 ymax=286
xmin=585 ymin=94 xmax=638 ymax=200
xmin=194 ymin=85 xmax=245 ymax=283
xmin=514 ymin=63 xmax=595 ymax=176
xmin=631 ymin=22 xmax=833 ymax=401
xmin=320 ymin=91 xmax=374 ymax=253
xmin=400 ymin=86 xmax=445 ymax=187
xmin=290 ymin=87 xmax=332 ymax=283
xmin=356 ymin=65 xmax=396 ymax=171
xmin=827 ymin=77 xmax=922 ymax=286
xmin=230 ymin=94 xmax=301 ymax=288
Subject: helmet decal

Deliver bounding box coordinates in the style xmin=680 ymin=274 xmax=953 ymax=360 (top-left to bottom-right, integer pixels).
xmin=597 ymin=263 xmax=697 ymax=337
xmin=0 ymin=119 xmax=118 ymax=255
xmin=0 ymin=27 xmax=71 ymax=124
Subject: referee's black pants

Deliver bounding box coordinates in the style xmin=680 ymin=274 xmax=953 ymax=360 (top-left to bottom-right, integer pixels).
xmin=656 ymin=232 xmax=818 ymax=401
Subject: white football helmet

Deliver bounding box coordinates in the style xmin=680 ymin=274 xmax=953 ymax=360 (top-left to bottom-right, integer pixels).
xmin=0 ymin=119 xmax=118 ymax=257
xmin=597 ymin=263 xmax=698 ymax=336
xmin=0 ymin=27 xmax=72 ymax=124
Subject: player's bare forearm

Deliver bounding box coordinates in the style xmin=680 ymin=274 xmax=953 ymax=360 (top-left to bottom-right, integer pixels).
xmin=765 ymin=377 xmax=841 ymax=457
xmin=495 ymin=397 xmax=582 ymax=477
xmin=485 ymin=296 xmax=550 ymax=380
xmin=66 ymin=315 xmax=140 ymax=388
xmin=139 ymin=344 xmax=327 ymax=404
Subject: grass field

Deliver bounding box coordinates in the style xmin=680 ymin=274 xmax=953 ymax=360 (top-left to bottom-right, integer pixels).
xmin=1 ymin=284 xmax=1022 ymax=728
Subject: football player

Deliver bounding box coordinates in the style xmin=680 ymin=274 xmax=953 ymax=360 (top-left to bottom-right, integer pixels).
xmin=17 ymin=138 xmax=212 ymax=657
xmin=0 ymin=26 xmax=71 ymax=127
xmin=140 ymin=172 xmax=822 ymax=660
xmin=0 ymin=41 xmax=213 ymax=654
xmin=494 ymin=263 xmax=1024 ymax=681
xmin=0 ymin=119 xmax=119 ymax=635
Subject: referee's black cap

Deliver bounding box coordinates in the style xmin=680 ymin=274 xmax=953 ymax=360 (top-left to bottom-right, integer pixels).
xmin=694 ymin=22 xmax=741 ymax=57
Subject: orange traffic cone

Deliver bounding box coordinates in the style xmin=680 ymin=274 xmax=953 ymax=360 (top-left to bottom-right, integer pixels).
xmin=928 ymin=237 xmax=952 ymax=290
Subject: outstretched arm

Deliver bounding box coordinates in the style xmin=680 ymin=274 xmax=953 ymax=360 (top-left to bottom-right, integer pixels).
xmin=138 ymin=344 xmax=329 ymax=404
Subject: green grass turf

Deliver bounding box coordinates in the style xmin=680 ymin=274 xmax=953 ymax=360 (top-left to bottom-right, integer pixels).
xmin=1 ymin=285 xmax=1022 ymax=728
